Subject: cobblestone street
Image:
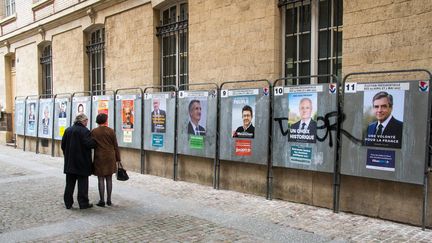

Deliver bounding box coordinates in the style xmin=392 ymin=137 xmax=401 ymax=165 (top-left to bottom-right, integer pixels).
xmin=0 ymin=145 xmax=431 ymax=242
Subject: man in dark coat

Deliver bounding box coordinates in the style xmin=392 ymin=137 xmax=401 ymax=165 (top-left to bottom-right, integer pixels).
xmin=61 ymin=114 xmax=96 ymax=209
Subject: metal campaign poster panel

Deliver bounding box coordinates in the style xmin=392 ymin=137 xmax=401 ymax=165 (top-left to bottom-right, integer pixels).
xmin=14 ymin=100 xmax=25 ymax=135
xmin=272 ymin=84 xmax=337 ymax=172
xmin=72 ymin=96 xmax=92 ymax=129
xmin=341 ymin=81 xmax=429 ymax=185
xmin=38 ymin=98 xmax=54 ymax=139
xmin=115 ymin=94 xmax=142 ymax=149
xmin=177 ymin=90 xmax=217 ymax=159
xmin=92 ymin=95 xmax=114 ymax=129
xmin=219 ymin=88 xmax=270 ymax=164
xmin=25 ymin=99 xmax=39 ymax=137
xmin=143 ymin=92 xmax=176 ymax=153
xmin=54 ymin=98 xmax=71 ymax=140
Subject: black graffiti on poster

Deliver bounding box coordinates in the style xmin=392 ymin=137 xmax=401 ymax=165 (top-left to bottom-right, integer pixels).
xmin=274 ymin=111 xmax=362 ymax=147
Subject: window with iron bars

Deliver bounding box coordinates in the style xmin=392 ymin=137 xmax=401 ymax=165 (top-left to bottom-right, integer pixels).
xmin=156 ymin=3 xmax=188 ymax=91
xmin=4 ymin=0 xmax=15 ymax=17
xmin=40 ymin=45 xmax=52 ymax=96
xmin=280 ymin=0 xmax=342 ymax=84
xmin=86 ymin=28 xmax=105 ymax=95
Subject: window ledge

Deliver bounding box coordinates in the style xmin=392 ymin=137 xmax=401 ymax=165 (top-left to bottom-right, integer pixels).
xmin=0 ymin=13 xmax=16 ymax=26
xmin=32 ymin=0 xmax=54 ymax=11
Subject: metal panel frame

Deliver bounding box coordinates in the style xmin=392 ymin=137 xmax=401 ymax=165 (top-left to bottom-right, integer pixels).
xmin=36 ymin=94 xmax=54 ymax=154
xmin=218 ymin=79 xmax=272 ymax=199
xmin=52 ymin=93 xmax=71 ymax=156
xmin=338 ymin=69 xmax=432 ymax=230
xmin=143 ymin=85 xmax=178 ymax=180
xmin=114 ymin=88 xmax=145 ymax=174
xmin=23 ymin=95 xmax=39 ymax=151
xmin=14 ymin=96 xmax=27 ymax=148
xmin=178 ymin=82 xmax=219 ymax=189
xmin=273 ymin=74 xmax=339 ymax=202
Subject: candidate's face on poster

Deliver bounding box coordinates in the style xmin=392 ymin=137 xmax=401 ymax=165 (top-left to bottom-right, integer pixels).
xmin=77 ymin=103 xmax=85 ymax=115
xmin=242 ymin=109 xmax=252 ymax=127
xmin=373 ymin=97 xmax=392 ymax=123
xmin=43 ymin=107 xmax=49 ymax=119
xmin=288 ymin=93 xmax=317 ymax=125
xmin=60 ymin=102 xmax=66 ymax=113
xmin=124 ymin=107 xmax=132 ymax=122
xmin=299 ymin=99 xmax=313 ymax=120
xmin=29 ymin=103 xmax=35 ymax=115
xmin=153 ymin=99 xmax=160 ymax=111
xmin=189 ymin=100 xmax=202 ymax=124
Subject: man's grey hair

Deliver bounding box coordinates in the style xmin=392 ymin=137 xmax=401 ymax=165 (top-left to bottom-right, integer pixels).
xmin=74 ymin=114 xmax=88 ymax=124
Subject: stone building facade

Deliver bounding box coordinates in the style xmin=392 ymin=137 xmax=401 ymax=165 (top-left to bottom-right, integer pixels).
xmin=0 ymin=0 xmax=431 ymax=227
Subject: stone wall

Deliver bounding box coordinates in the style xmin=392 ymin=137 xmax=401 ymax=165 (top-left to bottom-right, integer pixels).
xmin=52 ymin=27 xmax=85 ymax=94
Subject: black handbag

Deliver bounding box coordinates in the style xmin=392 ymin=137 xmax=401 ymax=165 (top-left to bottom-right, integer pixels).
xmin=116 ymin=162 xmax=129 ymax=181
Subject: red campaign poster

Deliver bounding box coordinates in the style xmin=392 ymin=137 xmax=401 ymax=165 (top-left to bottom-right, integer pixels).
xmin=235 ymin=140 xmax=252 ymax=156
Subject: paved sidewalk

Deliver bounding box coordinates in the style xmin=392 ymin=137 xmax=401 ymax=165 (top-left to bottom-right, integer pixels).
xmin=0 ymin=145 xmax=431 ymax=242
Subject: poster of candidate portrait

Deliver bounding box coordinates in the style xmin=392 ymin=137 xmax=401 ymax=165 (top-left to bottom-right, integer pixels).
xmin=363 ymin=90 xmax=404 ymax=149
xmin=58 ymin=100 xmax=68 ymax=137
xmin=41 ymin=104 xmax=51 ymax=135
xmin=121 ymin=99 xmax=134 ymax=131
xmin=58 ymin=101 xmax=67 ymax=118
xmin=288 ymin=93 xmax=318 ymax=143
xmin=231 ymin=96 xmax=256 ymax=139
xmin=76 ymin=103 xmax=86 ymax=116
xmin=187 ymin=98 xmax=207 ymax=136
xmin=151 ymin=98 xmax=166 ymax=133
xmin=28 ymin=102 xmax=36 ymax=132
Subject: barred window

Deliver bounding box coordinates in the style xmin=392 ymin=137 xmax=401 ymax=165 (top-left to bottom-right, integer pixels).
xmin=86 ymin=28 xmax=105 ymax=95
xmin=4 ymin=0 xmax=15 ymax=17
xmin=40 ymin=45 xmax=52 ymax=96
xmin=157 ymin=2 xmax=188 ymax=91
xmin=281 ymin=0 xmax=342 ymax=84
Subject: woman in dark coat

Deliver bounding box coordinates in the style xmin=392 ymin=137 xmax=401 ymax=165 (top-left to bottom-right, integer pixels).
xmin=91 ymin=113 xmax=121 ymax=207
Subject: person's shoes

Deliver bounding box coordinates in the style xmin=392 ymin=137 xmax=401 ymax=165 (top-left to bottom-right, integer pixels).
xmin=79 ymin=203 xmax=93 ymax=209
xmin=66 ymin=205 xmax=72 ymax=209
xmin=96 ymin=201 xmax=105 ymax=207
xmin=106 ymin=200 xmax=112 ymax=206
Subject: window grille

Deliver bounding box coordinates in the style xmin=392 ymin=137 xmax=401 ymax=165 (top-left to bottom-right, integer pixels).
xmin=40 ymin=45 xmax=52 ymax=96
xmin=4 ymin=0 xmax=15 ymax=17
xmin=86 ymin=28 xmax=105 ymax=95
xmin=156 ymin=3 xmax=188 ymax=91
xmin=281 ymin=0 xmax=342 ymax=84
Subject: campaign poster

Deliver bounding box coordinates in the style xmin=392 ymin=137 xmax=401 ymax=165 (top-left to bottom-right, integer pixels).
xmin=363 ymin=88 xmax=405 ymax=149
xmin=121 ymin=99 xmax=134 ymax=131
xmin=231 ymin=96 xmax=256 ymax=139
xmin=187 ymin=97 xmax=207 ymax=149
xmin=28 ymin=102 xmax=36 ymax=132
xmin=151 ymin=98 xmax=166 ymax=133
xmin=58 ymin=100 xmax=67 ymax=137
xmin=76 ymin=102 xmax=86 ymax=116
xmin=288 ymin=92 xmax=317 ymax=143
xmin=41 ymin=104 xmax=51 ymax=136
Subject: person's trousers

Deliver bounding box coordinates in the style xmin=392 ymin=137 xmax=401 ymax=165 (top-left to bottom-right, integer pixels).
xmin=64 ymin=174 xmax=90 ymax=208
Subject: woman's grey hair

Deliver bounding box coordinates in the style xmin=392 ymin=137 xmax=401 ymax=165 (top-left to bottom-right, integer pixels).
xmin=74 ymin=114 xmax=88 ymax=124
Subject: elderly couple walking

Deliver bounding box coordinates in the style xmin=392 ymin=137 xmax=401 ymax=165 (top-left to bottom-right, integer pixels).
xmin=61 ymin=113 xmax=121 ymax=209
